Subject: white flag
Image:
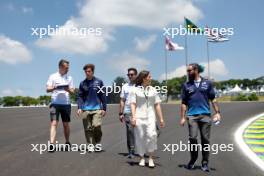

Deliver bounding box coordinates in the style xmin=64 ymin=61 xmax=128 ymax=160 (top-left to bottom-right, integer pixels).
xmin=207 ymin=26 xmax=229 ymax=42
xmin=165 ymin=36 xmax=184 ymax=51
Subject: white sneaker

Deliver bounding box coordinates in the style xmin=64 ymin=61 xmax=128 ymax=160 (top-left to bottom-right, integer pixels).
xmin=148 ymin=158 xmax=155 ymax=168
xmin=139 ymin=158 xmax=145 ymax=167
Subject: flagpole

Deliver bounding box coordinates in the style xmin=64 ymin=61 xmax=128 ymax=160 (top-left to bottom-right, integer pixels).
xmin=184 ymin=17 xmax=189 ymax=82
xmin=184 ymin=28 xmax=189 ymax=82
xmin=206 ymin=39 xmax=210 ymax=79
xmin=165 ymin=48 xmax=168 ymax=84
xmin=164 ymin=37 xmax=168 ymax=102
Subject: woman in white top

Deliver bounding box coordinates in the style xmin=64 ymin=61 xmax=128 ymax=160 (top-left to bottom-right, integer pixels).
xmin=130 ymin=70 xmax=165 ymax=168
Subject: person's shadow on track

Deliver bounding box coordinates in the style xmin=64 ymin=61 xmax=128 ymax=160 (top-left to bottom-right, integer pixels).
xmin=118 ymin=152 xmax=160 ymax=159
xmin=178 ymin=164 xmax=216 ymax=171
xmin=126 ymin=161 xmax=162 ymax=168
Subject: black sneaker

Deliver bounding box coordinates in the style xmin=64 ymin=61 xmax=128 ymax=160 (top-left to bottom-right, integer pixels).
xmin=64 ymin=142 xmax=71 ymax=152
xmin=201 ymin=163 xmax=210 ymax=172
xmin=185 ymin=162 xmax=195 ymax=170
xmin=127 ymin=152 xmax=135 ymax=159
xmin=48 ymin=143 xmax=55 ymax=153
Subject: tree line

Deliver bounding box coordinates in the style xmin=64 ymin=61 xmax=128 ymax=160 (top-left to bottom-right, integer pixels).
xmin=1 ymin=76 xmax=263 ymax=106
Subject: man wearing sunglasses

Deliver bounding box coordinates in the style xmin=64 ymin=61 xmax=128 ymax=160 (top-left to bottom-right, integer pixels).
xmin=180 ymin=63 xmax=221 ymax=172
xmin=119 ymin=68 xmax=138 ymax=158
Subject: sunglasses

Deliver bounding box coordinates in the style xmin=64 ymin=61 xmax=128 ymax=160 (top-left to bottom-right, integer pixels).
xmin=127 ymin=74 xmax=135 ymax=77
xmin=187 ymin=69 xmax=193 ymax=72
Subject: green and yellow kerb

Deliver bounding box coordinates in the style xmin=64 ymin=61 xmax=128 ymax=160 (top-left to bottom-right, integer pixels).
xmin=243 ymin=116 xmax=264 ymax=161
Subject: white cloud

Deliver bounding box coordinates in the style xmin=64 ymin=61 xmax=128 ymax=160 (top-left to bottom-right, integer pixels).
xmin=0 ymin=35 xmax=32 ymax=64
xmin=108 ymin=52 xmax=150 ymax=73
xmin=1 ymin=89 xmax=13 ymax=96
xmin=36 ymin=20 xmax=109 ymax=55
xmin=159 ymin=65 xmax=186 ymax=80
xmin=1 ymin=89 xmax=24 ymax=96
xmin=201 ymin=59 xmax=228 ymax=76
xmin=80 ymin=0 xmax=203 ymax=28
xmin=5 ymin=3 xmax=33 ymax=14
xmin=134 ymin=35 xmax=157 ymax=52
xmin=159 ymin=59 xmax=228 ymax=80
xmin=21 ymin=7 xmax=33 ymax=14
xmin=36 ymin=0 xmax=202 ymax=55
xmin=16 ymin=89 xmax=24 ymax=95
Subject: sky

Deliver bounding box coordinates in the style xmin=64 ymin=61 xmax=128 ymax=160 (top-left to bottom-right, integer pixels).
xmin=0 ymin=0 xmax=263 ymax=97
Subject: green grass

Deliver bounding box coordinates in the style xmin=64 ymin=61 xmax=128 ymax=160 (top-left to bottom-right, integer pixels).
xmin=217 ymin=95 xmax=264 ymax=102
xmin=166 ymin=96 xmax=264 ymax=103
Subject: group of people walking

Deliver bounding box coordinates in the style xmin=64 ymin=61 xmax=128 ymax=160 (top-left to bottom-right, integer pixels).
xmin=46 ymin=59 xmax=221 ymax=172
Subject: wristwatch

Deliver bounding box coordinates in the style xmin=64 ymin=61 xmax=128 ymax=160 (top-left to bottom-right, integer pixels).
xmin=119 ymin=112 xmax=124 ymax=116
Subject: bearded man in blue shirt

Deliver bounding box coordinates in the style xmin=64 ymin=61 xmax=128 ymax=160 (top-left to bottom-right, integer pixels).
xmin=180 ymin=63 xmax=221 ymax=172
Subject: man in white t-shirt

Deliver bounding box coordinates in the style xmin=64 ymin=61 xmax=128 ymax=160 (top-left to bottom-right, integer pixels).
xmin=119 ymin=68 xmax=137 ymax=158
xmin=46 ymin=59 xmax=75 ymax=152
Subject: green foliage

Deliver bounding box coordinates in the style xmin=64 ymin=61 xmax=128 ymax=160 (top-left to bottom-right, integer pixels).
xmin=38 ymin=95 xmax=51 ymax=105
xmin=1 ymin=95 xmax=51 ymax=106
xmin=215 ymin=76 xmax=264 ymax=90
xmin=107 ymin=76 xmax=127 ymax=104
xmin=114 ymin=76 xmax=127 ymax=87
xmin=231 ymin=94 xmax=248 ymax=101
xmin=2 ymin=96 xmax=20 ymax=106
xmin=21 ymin=96 xmax=38 ymax=106
xmin=248 ymin=93 xmax=259 ymax=101
xmin=166 ymin=76 xmax=186 ymax=97
xmin=151 ymin=79 xmax=164 ymax=87
xmin=70 ymin=89 xmax=78 ymax=103
xmin=231 ymin=93 xmax=259 ymax=101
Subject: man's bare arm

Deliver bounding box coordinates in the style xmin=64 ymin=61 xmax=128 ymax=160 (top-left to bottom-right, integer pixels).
xmin=211 ymin=99 xmax=220 ymax=114
xmin=211 ymin=99 xmax=221 ymax=121
xmin=180 ymin=103 xmax=187 ymax=126
xmin=119 ymin=98 xmax=125 ymax=114
xmin=46 ymin=86 xmax=55 ymax=93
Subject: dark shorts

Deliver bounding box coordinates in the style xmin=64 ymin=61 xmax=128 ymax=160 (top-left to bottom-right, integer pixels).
xmin=50 ymin=104 xmax=71 ymax=122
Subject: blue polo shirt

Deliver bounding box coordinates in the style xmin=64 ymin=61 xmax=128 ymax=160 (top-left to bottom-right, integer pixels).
xmin=77 ymin=77 xmax=107 ymax=111
xmin=181 ymin=78 xmax=215 ymax=117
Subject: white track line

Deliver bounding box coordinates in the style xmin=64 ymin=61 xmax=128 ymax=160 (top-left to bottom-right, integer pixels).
xmin=234 ymin=112 xmax=264 ymax=172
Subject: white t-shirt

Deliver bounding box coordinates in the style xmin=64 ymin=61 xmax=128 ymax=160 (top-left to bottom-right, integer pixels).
xmin=46 ymin=72 xmax=74 ymax=105
xmin=120 ymin=83 xmax=135 ymax=114
xmin=194 ymin=78 xmax=202 ymax=88
xmin=130 ymin=86 xmax=161 ymax=119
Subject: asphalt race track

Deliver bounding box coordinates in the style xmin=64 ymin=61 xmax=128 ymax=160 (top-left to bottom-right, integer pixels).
xmin=0 ymin=102 xmax=264 ymax=176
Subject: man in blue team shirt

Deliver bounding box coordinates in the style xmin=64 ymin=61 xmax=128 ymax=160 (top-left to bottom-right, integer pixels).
xmin=180 ymin=63 xmax=221 ymax=172
xmin=77 ymin=64 xmax=107 ymax=148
